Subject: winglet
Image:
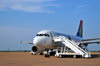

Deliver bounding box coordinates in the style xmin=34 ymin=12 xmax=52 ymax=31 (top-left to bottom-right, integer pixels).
xmin=76 ymin=20 xmax=83 ymax=38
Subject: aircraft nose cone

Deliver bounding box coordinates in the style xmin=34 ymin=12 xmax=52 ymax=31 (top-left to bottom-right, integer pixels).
xmin=33 ymin=37 xmax=42 ymax=46
xmin=33 ymin=37 xmax=52 ymax=48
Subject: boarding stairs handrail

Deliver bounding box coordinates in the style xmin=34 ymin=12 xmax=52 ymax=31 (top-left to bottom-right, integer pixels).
xmin=59 ymin=36 xmax=91 ymax=58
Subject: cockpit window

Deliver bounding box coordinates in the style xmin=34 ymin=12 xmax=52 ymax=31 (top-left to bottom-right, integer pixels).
xmin=36 ymin=34 xmax=50 ymax=37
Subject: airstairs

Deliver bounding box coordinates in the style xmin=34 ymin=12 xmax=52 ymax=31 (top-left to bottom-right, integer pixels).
xmin=54 ymin=36 xmax=91 ymax=58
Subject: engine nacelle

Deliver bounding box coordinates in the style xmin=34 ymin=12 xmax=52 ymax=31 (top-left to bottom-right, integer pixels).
xmin=32 ymin=46 xmax=38 ymax=52
xmin=31 ymin=46 xmax=45 ymax=55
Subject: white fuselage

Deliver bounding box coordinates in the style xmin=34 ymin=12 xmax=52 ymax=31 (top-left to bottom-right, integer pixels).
xmin=33 ymin=30 xmax=82 ymax=49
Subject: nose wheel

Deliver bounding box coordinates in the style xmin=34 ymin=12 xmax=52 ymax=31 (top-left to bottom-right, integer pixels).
xmin=45 ymin=54 xmax=50 ymax=57
xmin=44 ymin=49 xmax=50 ymax=57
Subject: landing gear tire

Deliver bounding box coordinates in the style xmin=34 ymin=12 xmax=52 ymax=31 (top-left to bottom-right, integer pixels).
xmin=50 ymin=52 xmax=56 ymax=56
xmin=45 ymin=54 xmax=50 ymax=57
xmin=39 ymin=53 xmax=43 ymax=55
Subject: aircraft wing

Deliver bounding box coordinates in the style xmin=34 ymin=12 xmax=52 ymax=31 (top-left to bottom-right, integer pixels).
xmin=80 ymin=41 xmax=100 ymax=46
xmin=82 ymin=38 xmax=100 ymax=41
xmin=81 ymin=38 xmax=100 ymax=46
xmin=81 ymin=41 xmax=100 ymax=44
xmin=28 ymin=42 xmax=34 ymax=44
xmin=20 ymin=40 xmax=33 ymax=45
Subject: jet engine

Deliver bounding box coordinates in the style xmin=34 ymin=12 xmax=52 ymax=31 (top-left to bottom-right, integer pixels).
xmin=31 ymin=46 xmax=45 ymax=55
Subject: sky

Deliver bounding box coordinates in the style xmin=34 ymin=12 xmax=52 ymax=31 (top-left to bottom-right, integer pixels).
xmin=0 ymin=0 xmax=100 ymax=51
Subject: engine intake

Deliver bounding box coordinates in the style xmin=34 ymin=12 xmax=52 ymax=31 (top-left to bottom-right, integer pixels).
xmin=32 ymin=46 xmax=38 ymax=52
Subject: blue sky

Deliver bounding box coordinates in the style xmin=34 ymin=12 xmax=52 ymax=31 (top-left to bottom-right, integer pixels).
xmin=0 ymin=0 xmax=100 ymax=51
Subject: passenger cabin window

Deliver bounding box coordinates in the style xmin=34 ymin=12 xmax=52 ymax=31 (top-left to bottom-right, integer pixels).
xmin=36 ymin=34 xmax=50 ymax=37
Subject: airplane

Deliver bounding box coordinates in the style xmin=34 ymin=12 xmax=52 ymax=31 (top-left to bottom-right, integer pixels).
xmin=22 ymin=20 xmax=100 ymax=58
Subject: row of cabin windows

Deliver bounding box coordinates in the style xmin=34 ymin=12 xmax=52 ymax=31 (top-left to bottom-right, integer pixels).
xmin=36 ymin=34 xmax=50 ymax=37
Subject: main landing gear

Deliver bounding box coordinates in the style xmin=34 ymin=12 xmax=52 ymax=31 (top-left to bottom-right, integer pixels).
xmin=44 ymin=49 xmax=56 ymax=58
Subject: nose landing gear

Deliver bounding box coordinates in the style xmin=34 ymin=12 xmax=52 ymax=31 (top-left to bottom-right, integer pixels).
xmin=45 ymin=49 xmax=50 ymax=57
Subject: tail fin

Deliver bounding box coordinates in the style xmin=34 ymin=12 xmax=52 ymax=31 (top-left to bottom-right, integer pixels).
xmin=76 ymin=20 xmax=83 ymax=38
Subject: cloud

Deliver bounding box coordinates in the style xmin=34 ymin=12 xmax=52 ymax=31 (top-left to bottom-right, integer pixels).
xmin=74 ymin=4 xmax=88 ymax=13
xmin=77 ymin=4 xmax=87 ymax=9
xmin=0 ymin=0 xmax=59 ymax=13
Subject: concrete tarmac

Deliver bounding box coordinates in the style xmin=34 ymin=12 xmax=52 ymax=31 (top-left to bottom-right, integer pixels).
xmin=0 ymin=52 xmax=100 ymax=66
